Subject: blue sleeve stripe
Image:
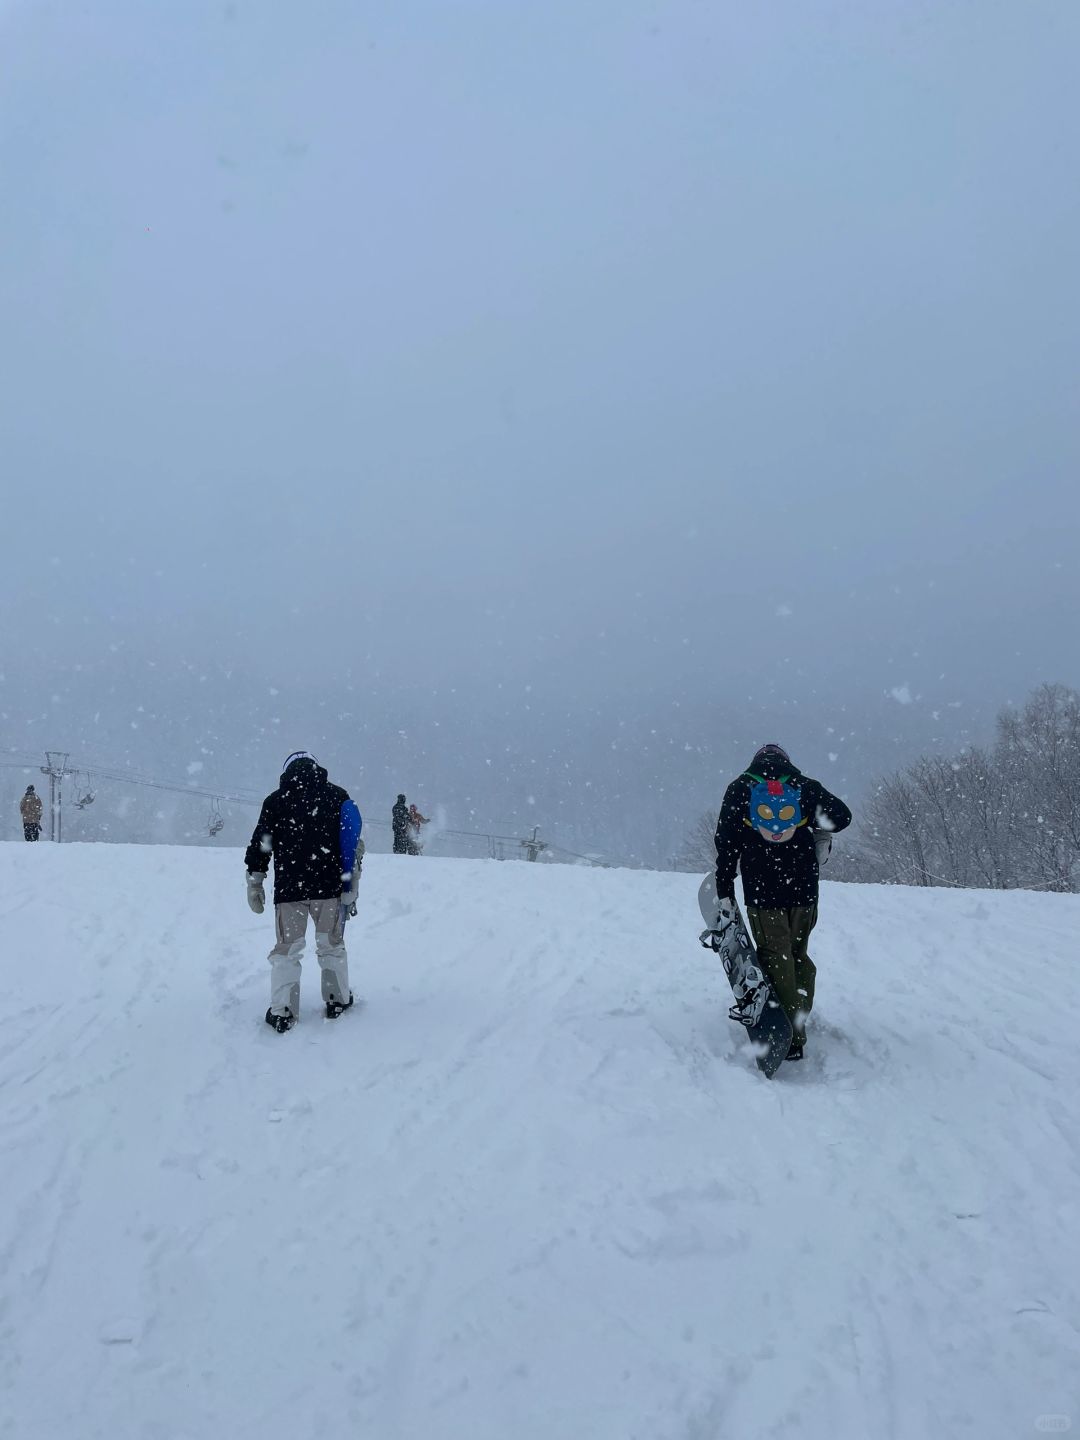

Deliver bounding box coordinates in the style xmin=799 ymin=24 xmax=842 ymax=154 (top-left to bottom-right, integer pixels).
xmin=340 ymin=799 xmax=362 ymax=873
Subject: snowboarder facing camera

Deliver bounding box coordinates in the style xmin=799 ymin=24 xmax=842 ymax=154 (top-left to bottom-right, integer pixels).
xmin=711 ymin=744 xmax=851 ymax=1061
xmin=20 ymin=785 xmax=42 ymax=841
xmin=245 ymin=752 xmax=364 ymax=1033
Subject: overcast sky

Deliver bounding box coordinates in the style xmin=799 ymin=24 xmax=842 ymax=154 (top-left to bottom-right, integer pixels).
xmin=2 ymin=0 xmax=1078 ymax=859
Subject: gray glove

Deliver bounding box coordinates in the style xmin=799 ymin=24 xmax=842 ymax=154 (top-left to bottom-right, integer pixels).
xmin=246 ymin=870 xmax=265 ymax=915
xmin=348 ymin=839 xmax=366 ymax=914
xmin=814 ymin=831 xmax=833 ymax=868
xmin=340 ymin=859 xmax=361 ymax=910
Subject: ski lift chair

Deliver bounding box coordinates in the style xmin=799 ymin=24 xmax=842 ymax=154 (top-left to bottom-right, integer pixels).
xmin=74 ymin=772 xmax=97 ymax=809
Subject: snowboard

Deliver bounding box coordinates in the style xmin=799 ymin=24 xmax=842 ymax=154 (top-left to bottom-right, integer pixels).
xmin=698 ymin=874 xmax=793 ymax=1078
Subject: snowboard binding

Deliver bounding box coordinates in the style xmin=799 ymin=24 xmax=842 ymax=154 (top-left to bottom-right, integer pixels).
xmin=726 ymin=968 xmax=771 ymax=1028
xmin=700 ymin=926 xmax=770 ymax=1028
xmin=325 ymin=993 xmax=355 ymax=1020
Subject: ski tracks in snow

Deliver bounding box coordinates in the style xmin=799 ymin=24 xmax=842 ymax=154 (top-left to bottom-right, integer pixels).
xmin=1 ymin=845 xmax=1078 ymax=1439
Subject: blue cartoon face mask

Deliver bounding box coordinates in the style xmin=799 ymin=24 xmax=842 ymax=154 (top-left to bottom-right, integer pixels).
xmin=749 ymin=778 xmax=802 ymax=842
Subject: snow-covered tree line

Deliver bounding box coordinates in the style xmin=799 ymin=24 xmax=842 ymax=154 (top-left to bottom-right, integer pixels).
xmin=678 ymin=685 xmax=1080 ymax=893
xmin=851 ymin=683 xmax=1080 ymax=891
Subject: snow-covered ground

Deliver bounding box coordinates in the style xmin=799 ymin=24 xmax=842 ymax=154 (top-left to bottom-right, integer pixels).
xmin=2 ymin=843 xmax=1078 ymax=1440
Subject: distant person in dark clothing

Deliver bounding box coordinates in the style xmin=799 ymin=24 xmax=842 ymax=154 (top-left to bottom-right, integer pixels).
xmin=20 ymin=785 xmax=43 ymax=841
xmin=392 ymin=794 xmax=410 ymax=855
xmin=713 ymin=743 xmax=851 ymax=1060
xmin=245 ymin=752 xmax=363 ymax=1033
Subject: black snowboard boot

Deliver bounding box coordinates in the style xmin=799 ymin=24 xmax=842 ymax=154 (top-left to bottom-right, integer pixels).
xmin=265 ymin=1007 xmax=296 ymax=1034
xmin=785 ymin=1032 xmax=805 ymax=1062
xmin=325 ymin=993 xmax=355 ymax=1020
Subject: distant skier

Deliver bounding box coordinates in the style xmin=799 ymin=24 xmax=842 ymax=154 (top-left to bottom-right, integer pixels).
xmin=407 ymin=802 xmax=430 ymax=855
xmin=245 ymin=752 xmax=363 ymax=1033
xmin=19 ymin=785 xmax=42 ymax=842
xmin=713 ymin=744 xmax=851 ymax=1061
xmin=392 ymin=794 xmax=410 ymax=854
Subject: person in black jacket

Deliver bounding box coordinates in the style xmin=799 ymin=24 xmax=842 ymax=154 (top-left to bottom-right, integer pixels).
xmin=245 ymin=752 xmax=364 ymax=1033
xmin=392 ymin=794 xmax=410 ymax=854
xmin=713 ymin=743 xmax=851 ymax=1060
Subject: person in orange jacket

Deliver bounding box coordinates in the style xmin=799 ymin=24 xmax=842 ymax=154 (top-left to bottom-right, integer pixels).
xmin=407 ymin=802 xmax=430 ymax=855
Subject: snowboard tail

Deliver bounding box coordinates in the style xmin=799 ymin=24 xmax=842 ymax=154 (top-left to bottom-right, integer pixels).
xmin=698 ymin=875 xmax=793 ymax=1078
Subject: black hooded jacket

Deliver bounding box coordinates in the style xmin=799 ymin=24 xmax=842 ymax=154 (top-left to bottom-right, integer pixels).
xmin=714 ymin=749 xmax=851 ymax=910
xmin=245 ymin=759 xmax=358 ymax=905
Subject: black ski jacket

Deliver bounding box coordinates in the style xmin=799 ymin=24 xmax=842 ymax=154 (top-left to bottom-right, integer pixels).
xmin=392 ymin=799 xmax=409 ymax=842
xmin=714 ymin=751 xmax=851 ymax=910
xmin=245 ymin=759 xmax=362 ymax=905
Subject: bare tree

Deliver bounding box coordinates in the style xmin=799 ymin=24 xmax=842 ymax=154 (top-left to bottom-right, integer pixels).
xmin=862 ymin=774 xmax=936 ymax=886
xmin=906 ymin=755 xmax=967 ymax=886
xmin=996 ymin=683 xmax=1080 ymax=891
xmin=677 ymin=811 xmax=718 ymax=872
xmin=960 ymin=744 xmax=1020 ymax=889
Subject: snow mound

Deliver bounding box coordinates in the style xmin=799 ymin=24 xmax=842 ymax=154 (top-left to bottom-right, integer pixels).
xmin=2 ymin=843 xmax=1078 ymax=1439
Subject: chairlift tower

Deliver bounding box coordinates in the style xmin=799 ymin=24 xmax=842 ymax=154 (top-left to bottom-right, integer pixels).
xmin=40 ymin=751 xmax=72 ymax=842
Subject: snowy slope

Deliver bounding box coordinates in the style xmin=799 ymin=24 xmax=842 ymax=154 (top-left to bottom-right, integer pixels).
xmin=1 ymin=844 xmax=1078 ymax=1440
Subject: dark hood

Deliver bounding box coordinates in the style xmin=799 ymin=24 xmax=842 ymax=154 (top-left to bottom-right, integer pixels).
xmin=280 ymin=757 xmax=329 ymax=792
xmin=746 ymin=745 xmax=802 ymax=781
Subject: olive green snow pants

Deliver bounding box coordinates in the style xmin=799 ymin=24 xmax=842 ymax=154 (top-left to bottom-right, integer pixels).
xmin=746 ymin=905 xmax=818 ymax=1038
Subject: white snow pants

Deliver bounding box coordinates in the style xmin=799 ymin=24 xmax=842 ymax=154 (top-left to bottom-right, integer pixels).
xmin=268 ymin=899 xmax=350 ymax=1018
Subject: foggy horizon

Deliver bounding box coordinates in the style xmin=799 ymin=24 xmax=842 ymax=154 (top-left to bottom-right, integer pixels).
xmin=3 ymin=0 xmax=1078 ymax=863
